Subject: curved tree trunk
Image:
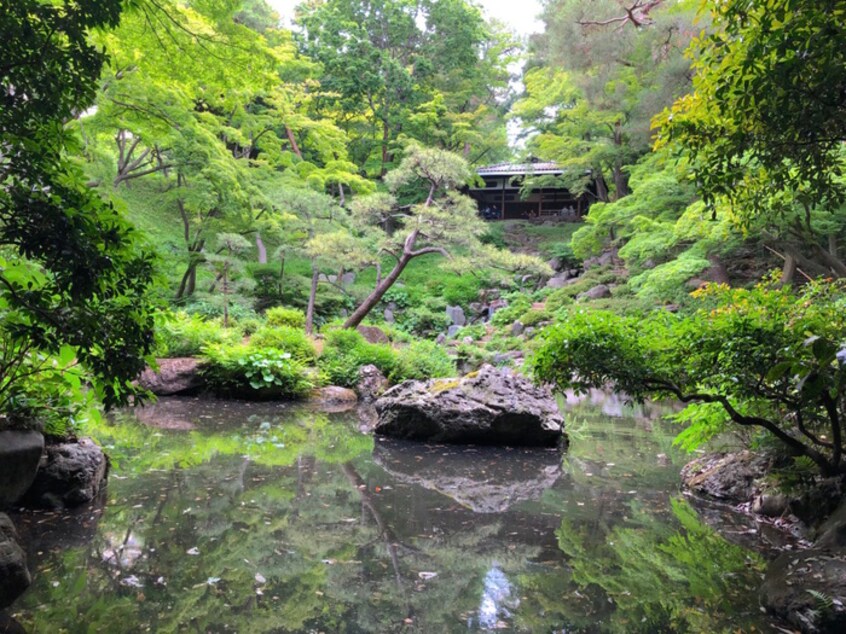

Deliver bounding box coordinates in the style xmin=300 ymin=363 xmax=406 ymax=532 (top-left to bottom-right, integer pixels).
xmin=344 ymin=254 xmax=411 ymax=329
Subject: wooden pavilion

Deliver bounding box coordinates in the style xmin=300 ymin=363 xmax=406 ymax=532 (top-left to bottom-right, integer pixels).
xmin=467 ymin=160 xmax=594 ymax=220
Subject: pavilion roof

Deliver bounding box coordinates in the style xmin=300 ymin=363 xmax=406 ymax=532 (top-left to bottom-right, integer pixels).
xmin=476 ymin=161 xmax=563 ymax=177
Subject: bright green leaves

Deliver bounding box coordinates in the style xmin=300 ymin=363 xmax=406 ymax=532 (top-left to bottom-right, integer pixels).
xmin=295 ymin=0 xmax=512 ymax=175
xmin=532 ymin=278 xmax=846 ymax=474
xmin=200 ymin=344 xmax=315 ymax=398
xmin=0 ymin=1 xmax=158 ymax=420
xmin=657 ymin=0 xmax=846 ymax=219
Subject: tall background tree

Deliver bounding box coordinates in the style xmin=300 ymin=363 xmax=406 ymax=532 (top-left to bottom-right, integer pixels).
xmin=294 ymin=0 xmax=514 ymax=176
xmin=514 ymin=0 xmax=701 ymax=201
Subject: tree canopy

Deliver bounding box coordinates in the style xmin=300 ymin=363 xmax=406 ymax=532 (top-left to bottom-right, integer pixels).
xmin=1 ymin=0 xmax=156 ymax=418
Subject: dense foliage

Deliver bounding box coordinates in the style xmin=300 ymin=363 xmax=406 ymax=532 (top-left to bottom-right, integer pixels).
xmin=532 ymin=279 xmax=846 ymax=475
xmin=1 ymin=0 xmax=157 ymax=430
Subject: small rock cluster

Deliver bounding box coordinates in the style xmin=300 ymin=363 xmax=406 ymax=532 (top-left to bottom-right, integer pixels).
xmin=0 ymin=432 xmax=109 ymax=608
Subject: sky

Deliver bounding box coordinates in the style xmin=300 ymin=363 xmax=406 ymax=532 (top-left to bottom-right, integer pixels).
xmin=265 ymin=0 xmax=544 ymax=35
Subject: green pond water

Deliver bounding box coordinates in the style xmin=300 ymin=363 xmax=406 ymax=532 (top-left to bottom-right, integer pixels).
xmin=4 ymin=393 xmax=777 ymax=633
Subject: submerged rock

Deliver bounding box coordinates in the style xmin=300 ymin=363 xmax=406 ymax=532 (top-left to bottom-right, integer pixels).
xmin=0 ymin=430 xmax=44 ymax=508
xmin=760 ymin=548 xmax=846 ymax=633
xmin=138 ymin=358 xmax=205 ymax=396
xmin=373 ymin=440 xmax=563 ymax=513
xmin=373 ymin=365 xmax=566 ymax=447
xmin=0 ymin=513 xmax=30 ymax=609
xmin=22 ymin=438 xmax=108 ymax=510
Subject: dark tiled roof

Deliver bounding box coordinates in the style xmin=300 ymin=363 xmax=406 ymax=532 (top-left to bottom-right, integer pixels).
xmin=476 ymin=162 xmax=562 ymax=176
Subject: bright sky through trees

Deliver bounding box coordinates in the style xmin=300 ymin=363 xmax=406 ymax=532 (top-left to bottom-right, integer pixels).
xmin=267 ymin=0 xmax=543 ymax=34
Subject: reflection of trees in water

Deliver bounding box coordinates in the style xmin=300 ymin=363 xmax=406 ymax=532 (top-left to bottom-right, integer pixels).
xmin=554 ymin=497 xmax=766 ymax=633
xmin=14 ymin=449 xmax=558 ymax=632
xmin=11 ymin=401 xmax=770 ymax=633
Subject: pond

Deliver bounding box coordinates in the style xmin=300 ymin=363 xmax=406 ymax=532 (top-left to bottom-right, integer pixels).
xmin=5 ymin=393 xmax=774 ymax=633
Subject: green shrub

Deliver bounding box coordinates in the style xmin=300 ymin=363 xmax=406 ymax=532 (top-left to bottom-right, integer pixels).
xmin=545 ymin=241 xmax=579 ymax=267
xmin=628 ymin=249 xmax=710 ymax=303
xmin=265 ymin=306 xmax=306 ymax=329
xmin=234 ymin=316 xmax=263 ymax=336
xmin=392 ymin=340 xmax=455 ymax=382
xmin=399 ymin=305 xmax=450 ymax=337
xmin=183 ymin=299 xmax=257 ymax=322
xmin=0 ymin=342 xmax=102 ymax=437
xmin=200 ymin=344 xmax=314 ymax=399
xmin=249 ymin=326 xmax=316 ymax=362
xmin=318 ymin=351 xmax=363 ymax=388
xmin=491 ymin=296 xmax=533 ymax=327
xmin=456 ymin=343 xmax=495 ymax=372
xmin=479 ymin=224 xmax=508 ymax=249
xmin=438 ymin=275 xmax=484 ymax=306
xmin=156 ymin=312 xmax=240 ymax=357
xmin=318 ymin=329 xmax=399 ymax=387
xmin=381 ymin=287 xmax=412 ymax=310
xmin=460 ymin=323 xmax=487 ymax=340
xmin=323 ymin=328 xmax=367 ymax=354
xmin=519 ymin=308 xmax=552 ymax=327
xmin=545 ymin=289 xmax=575 ymax=313
xmin=532 ymin=278 xmax=846 ymax=477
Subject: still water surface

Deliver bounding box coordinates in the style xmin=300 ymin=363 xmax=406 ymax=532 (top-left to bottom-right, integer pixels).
xmin=6 ymin=393 xmax=773 ymax=632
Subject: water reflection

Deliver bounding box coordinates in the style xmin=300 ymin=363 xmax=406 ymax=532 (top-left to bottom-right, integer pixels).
xmin=373 ymin=439 xmax=563 ymax=513
xmin=4 ymin=396 xmax=773 ymax=633
xmin=471 ymin=564 xmax=518 ymax=630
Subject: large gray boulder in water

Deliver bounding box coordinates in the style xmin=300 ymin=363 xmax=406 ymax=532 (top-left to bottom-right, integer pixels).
xmin=373 ymin=365 xmax=566 ymax=447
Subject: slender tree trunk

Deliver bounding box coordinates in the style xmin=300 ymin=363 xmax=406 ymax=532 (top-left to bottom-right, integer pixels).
xmin=812 ymin=243 xmax=846 ymax=277
xmin=305 ymin=259 xmax=320 ymax=335
xmin=594 ymin=170 xmax=610 ymax=203
xmin=284 ymin=251 xmax=285 ymax=295
xmin=256 ymin=233 xmax=267 ymax=264
xmin=285 ymin=125 xmax=303 ymax=159
xmin=611 ymin=120 xmax=629 ymax=200
xmin=338 ymin=182 xmax=346 ymax=206
xmin=222 ymin=265 xmax=230 ymax=328
xmin=344 ymin=253 xmax=411 ymax=329
xmin=612 ymin=163 xmax=629 ymax=200
xmin=380 ymin=119 xmax=391 ymax=177
xmin=176 ymin=261 xmax=198 ymax=301
xmin=781 ymin=251 xmax=797 ymax=286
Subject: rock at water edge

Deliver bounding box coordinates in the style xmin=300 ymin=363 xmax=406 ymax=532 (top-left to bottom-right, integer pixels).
xmin=374 ymin=365 xmax=565 ymax=447
xmin=23 ymin=438 xmax=108 ymax=510
xmin=0 ymin=431 xmax=44 ymax=508
xmin=0 ymin=513 xmax=30 ymax=609
xmin=137 ymin=358 xmax=204 ymax=396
